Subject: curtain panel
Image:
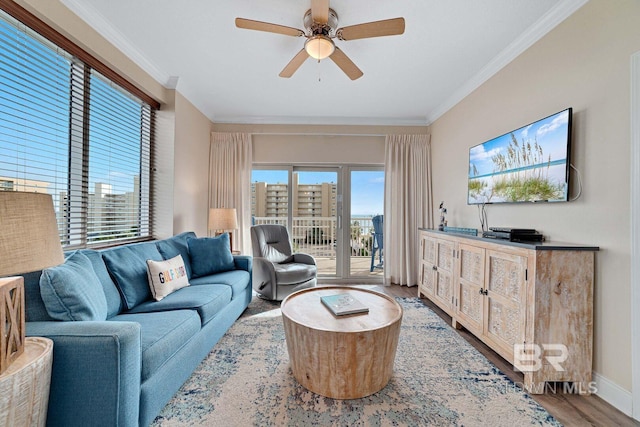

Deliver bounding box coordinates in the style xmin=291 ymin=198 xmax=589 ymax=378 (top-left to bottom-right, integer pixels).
xmin=384 ymin=134 xmax=433 ymax=286
xmin=209 ymin=132 xmax=253 ymax=253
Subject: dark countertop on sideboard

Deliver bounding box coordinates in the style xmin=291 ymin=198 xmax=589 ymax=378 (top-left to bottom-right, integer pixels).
xmin=419 ymin=228 xmax=600 ymax=251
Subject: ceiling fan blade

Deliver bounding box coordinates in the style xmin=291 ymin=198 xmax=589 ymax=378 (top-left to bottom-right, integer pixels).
xmin=279 ymin=49 xmax=310 ymax=78
xmin=311 ymin=0 xmax=330 ymax=24
xmin=329 ymin=47 xmax=363 ymax=80
xmin=337 ymin=17 xmax=405 ymax=41
xmin=235 ymin=18 xmax=304 ymax=37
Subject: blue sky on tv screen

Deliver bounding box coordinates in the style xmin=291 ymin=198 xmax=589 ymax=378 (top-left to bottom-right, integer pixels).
xmin=469 ymin=109 xmax=570 ymax=178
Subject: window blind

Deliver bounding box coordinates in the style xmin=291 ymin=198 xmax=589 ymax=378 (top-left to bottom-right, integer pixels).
xmin=0 ymin=8 xmax=155 ymax=248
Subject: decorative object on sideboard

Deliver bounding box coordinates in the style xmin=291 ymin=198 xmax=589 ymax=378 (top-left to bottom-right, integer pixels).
xmin=0 ymin=192 xmax=63 ymax=374
xmin=438 ymin=201 xmax=447 ymax=231
xmin=209 ymin=208 xmax=239 ymax=252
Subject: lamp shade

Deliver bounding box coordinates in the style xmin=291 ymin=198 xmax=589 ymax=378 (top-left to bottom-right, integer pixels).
xmin=0 ymin=192 xmax=64 ymax=276
xmin=305 ymin=35 xmax=335 ymax=60
xmin=208 ymin=208 xmax=238 ymax=232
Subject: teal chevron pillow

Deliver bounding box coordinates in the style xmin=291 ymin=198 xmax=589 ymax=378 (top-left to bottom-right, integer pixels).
xmin=40 ymin=251 xmax=108 ymax=321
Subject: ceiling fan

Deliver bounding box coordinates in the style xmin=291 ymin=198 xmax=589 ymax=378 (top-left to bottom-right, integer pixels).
xmin=235 ymin=0 xmax=405 ymax=80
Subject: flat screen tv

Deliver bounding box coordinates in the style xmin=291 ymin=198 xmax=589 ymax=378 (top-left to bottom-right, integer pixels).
xmin=468 ymin=108 xmax=572 ymax=204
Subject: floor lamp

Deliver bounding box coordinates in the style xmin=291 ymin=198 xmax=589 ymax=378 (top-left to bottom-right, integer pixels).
xmin=209 ymin=208 xmax=238 ymax=252
xmin=0 ymin=192 xmax=64 ymax=374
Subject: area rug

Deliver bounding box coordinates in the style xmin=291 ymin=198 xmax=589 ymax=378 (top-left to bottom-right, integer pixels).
xmin=152 ymin=297 xmax=561 ymax=426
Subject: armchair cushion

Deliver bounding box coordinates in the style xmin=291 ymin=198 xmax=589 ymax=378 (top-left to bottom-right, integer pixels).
xmin=188 ymin=234 xmax=235 ymax=277
xmin=274 ymin=262 xmax=317 ymax=285
xmin=39 ymin=251 xmax=108 ymax=321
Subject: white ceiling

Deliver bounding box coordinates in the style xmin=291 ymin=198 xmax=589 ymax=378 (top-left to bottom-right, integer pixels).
xmin=60 ymin=0 xmax=586 ymax=126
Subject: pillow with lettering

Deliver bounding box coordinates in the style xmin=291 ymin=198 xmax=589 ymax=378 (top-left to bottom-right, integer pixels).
xmin=146 ymin=254 xmax=190 ymax=301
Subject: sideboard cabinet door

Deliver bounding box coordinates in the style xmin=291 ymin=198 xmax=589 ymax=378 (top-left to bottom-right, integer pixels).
xmin=483 ymin=249 xmax=528 ymax=363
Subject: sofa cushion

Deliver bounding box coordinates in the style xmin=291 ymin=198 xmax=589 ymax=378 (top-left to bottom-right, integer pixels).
xmin=126 ymin=285 xmax=232 ymax=325
xmin=111 ymin=310 xmax=200 ymax=382
xmin=79 ymin=249 xmax=123 ymax=317
xmin=188 ymin=234 xmax=235 ymax=278
xmin=274 ymin=262 xmax=317 ymax=285
xmin=39 ymin=251 xmax=108 ymax=321
xmin=190 ymin=270 xmax=251 ymax=298
xmin=155 ymin=231 xmax=196 ymax=279
xmin=102 ymin=242 xmax=164 ymax=309
xmin=146 ymin=255 xmax=190 ymax=301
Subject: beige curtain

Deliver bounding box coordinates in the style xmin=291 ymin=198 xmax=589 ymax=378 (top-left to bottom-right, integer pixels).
xmin=209 ymin=132 xmax=252 ymax=254
xmin=384 ymin=134 xmax=433 ymax=286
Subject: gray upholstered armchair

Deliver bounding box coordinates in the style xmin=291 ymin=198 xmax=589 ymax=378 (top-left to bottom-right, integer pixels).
xmin=250 ymin=224 xmax=317 ymax=301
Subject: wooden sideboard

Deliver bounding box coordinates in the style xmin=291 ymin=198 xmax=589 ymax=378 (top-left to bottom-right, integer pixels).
xmin=418 ymin=228 xmax=598 ymax=394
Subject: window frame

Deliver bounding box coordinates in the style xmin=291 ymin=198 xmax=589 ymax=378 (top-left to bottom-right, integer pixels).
xmin=0 ymin=1 xmax=159 ymax=248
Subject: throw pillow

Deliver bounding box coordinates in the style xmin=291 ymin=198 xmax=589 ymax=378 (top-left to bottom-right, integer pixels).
xmin=156 ymin=231 xmax=196 ymax=279
xmin=101 ymin=242 xmax=164 ymax=309
xmin=146 ymin=254 xmax=190 ymax=301
xmin=188 ymin=234 xmax=235 ymax=278
xmin=39 ymin=251 xmax=108 ymax=321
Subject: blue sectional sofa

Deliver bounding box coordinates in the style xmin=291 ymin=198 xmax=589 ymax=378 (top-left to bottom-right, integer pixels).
xmin=22 ymin=232 xmax=252 ymax=427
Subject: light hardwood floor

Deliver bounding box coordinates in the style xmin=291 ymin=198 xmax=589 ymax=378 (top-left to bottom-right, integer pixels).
xmin=347 ymin=283 xmax=640 ymax=427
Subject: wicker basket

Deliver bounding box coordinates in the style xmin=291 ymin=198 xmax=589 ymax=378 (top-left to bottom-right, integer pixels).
xmin=0 ymin=337 xmax=53 ymax=427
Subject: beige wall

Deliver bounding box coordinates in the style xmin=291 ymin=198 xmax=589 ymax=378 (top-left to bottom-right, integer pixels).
xmin=173 ymin=92 xmax=212 ymax=236
xmin=430 ymin=0 xmax=640 ymax=392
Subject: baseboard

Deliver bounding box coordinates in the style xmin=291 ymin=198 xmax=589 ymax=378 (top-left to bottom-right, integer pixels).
xmin=593 ymin=371 xmax=633 ymax=417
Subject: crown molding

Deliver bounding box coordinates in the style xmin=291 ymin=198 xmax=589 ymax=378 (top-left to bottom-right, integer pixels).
xmin=211 ymin=115 xmax=428 ymax=127
xmin=425 ymin=0 xmax=589 ymax=125
xmin=60 ymin=0 xmax=172 ymax=88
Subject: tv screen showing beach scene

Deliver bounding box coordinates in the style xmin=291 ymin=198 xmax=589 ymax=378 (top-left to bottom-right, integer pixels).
xmin=468 ymin=108 xmax=572 ymax=204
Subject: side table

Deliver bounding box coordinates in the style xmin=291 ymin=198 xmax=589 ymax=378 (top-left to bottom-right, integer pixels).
xmin=0 ymin=337 xmax=53 ymax=427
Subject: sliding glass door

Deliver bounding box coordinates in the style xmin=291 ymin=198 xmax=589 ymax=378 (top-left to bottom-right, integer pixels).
xmin=348 ymin=168 xmax=384 ymax=278
xmin=251 ymin=165 xmax=383 ymax=282
xmin=293 ymin=168 xmax=340 ymax=277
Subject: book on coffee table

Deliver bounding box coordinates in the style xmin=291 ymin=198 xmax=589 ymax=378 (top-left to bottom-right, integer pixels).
xmin=320 ymin=293 xmax=369 ymax=316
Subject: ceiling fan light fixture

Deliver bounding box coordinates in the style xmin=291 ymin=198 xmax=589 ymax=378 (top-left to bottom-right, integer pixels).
xmin=304 ymin=35 xmax=335 ymax=60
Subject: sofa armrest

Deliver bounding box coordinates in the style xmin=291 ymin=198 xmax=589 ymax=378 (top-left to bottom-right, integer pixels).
xmin=292 ymin=253 xmax=316 ymax=265
xmin=252 ymin=257 xmax=277 ymax=299
xmin=233 ymin=255 xmax=253 ymax=273
xmin=26 ymin=320 xmax=141 ymax=427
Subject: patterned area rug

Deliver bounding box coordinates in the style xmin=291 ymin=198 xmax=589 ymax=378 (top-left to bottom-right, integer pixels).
xmin=152 ymin=297 xmax=561 ymax=426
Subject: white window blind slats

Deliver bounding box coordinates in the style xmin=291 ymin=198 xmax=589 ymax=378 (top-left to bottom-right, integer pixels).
xmin=0 ymin=14 xmax=68 ymax=219
xmin=0 ymin=10 xmax=154 ymax=248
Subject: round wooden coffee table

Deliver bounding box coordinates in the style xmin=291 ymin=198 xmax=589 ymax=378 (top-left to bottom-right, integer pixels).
xmin=281 ymin=286 xmax=403 ymax=399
